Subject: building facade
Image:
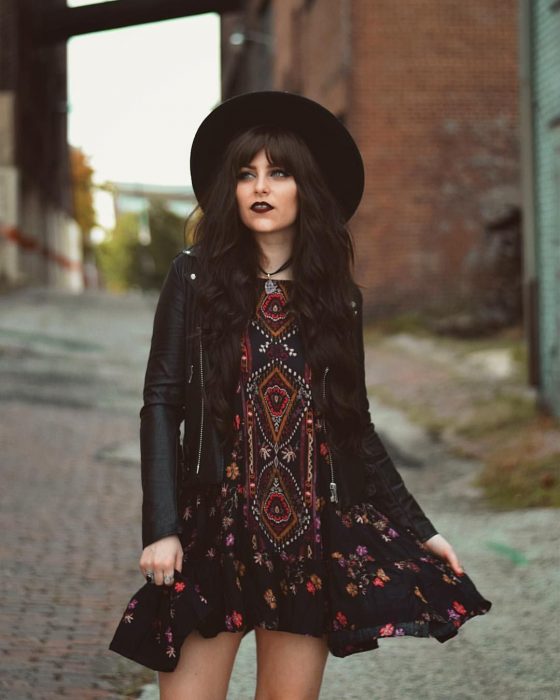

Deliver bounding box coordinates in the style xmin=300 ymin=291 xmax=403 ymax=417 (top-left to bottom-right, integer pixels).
xmin=0 ymin=0 xmax=241 ymax=291
xmin=222 ymin=0 xmax=520 ymax=318
xmin=0 ymin=0 xmax=82 ymax=291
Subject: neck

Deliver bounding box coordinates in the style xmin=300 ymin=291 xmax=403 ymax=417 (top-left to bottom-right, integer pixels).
xmin=253 ymin=229 xmax=295 ymax=280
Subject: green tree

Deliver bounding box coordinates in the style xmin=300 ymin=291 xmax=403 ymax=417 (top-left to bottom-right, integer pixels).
xmin=143 ymin=198 xmax=185 ymax=288
xmin=94 ymin=199 xmax=185 ymax=291
xmin=95 ymin=211 xmax=142 ymax=291
xmin=69 ymin=147 xmax=96 ymax=251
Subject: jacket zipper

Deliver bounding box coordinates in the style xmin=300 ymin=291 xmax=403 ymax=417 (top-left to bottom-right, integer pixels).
xmin=322 ymin=366 xmax=339 ymax=503
xmin=196 ymin=332 xmax=205 ymax=475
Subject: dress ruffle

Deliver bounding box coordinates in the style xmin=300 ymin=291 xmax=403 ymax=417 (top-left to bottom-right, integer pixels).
xmin=322 ymin=498 xmax=492 ymax=656
xmin=110 ymin=488 xmax=492 ymax=671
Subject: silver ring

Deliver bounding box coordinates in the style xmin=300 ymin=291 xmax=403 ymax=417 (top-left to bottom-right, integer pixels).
xmin=145 ymin=570 xmax=154 ymax=583
xmin=163 ymin=573 xmax=174 ymax=585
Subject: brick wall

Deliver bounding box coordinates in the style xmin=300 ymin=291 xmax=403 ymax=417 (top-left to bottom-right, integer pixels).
xmin=348 ymin=1 xmax=519 ymax=315
xmin=272 ymin=0 xmax=350 ymax=117
xmin=222 ymin=0 xmax=519 ymax=317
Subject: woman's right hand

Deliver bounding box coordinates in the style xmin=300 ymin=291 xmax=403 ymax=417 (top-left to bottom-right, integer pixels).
xmin=139 ymin=534 xmax=183 ymax=586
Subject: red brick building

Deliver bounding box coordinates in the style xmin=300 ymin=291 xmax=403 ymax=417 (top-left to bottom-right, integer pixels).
xmin=221 ymin=0 xmax=519 ymax=317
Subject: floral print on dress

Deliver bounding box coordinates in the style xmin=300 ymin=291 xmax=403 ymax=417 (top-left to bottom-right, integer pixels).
xmin=109 ymin=277 xmax=492 ymax=672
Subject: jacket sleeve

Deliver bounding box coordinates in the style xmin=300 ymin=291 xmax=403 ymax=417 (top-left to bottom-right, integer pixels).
xmin=140 ymin=256 xmax=185 ymax=548
xmin=353 ymin=285 xmax=439 ymax=543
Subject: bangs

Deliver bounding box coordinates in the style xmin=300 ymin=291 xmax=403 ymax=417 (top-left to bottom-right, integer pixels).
xmin=228 ymin=126 xmax=308 ymax=176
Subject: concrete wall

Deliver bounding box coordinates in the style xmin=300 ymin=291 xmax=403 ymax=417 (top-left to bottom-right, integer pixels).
xmin=0 ymin=89 xmax=19 ymax=283
xmin=0 ymin=0 xmax=83 ymax=291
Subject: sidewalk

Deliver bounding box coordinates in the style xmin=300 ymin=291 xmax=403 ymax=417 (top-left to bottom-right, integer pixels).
xmin=0 ymin=287 xmax=154 ymax=699
xmin=0 ymin=288 xmax=558 ymax=699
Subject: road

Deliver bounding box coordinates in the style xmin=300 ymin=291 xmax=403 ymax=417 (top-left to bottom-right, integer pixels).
xmin=0 ymin=285 xmax=558 ymax=699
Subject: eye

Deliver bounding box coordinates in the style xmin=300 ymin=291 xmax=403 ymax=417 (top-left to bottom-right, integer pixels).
xmin=270 ymin=168 xmax=289 ymax=177
xmin=237 ymin=170 xmax=254 ymax=180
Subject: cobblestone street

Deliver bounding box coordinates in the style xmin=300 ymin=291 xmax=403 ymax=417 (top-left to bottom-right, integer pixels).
xmin=0 ymin=286 xmax=558 ymax=699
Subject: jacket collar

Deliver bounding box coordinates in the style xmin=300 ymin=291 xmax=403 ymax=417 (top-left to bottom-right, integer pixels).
xmin=182 ymin=243 xmax=200 ymax=257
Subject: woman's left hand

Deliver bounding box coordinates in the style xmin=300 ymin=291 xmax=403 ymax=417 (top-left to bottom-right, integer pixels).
xmin=421 ymin=533 xmax=464 ymax=576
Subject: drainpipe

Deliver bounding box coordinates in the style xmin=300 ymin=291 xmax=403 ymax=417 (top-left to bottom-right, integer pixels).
xmin=517 ymin=0 xmax=540 ymax=391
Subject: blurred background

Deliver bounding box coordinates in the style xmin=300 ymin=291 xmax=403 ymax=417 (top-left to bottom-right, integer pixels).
xmin=0 ymin=1 xmax=558 ymax=699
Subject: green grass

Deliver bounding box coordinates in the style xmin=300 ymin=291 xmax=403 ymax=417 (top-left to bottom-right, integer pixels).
xmin=364 ymin=322 xmax=559 ymax=510
xmin=475 ymin=453 xmax=560 ymax=509
xmin=445 ymin=393 xmax=559 ymax=509
xmin=370 ymin=312 xmax=434 ymax=336
xmin=454 ymin=392 xmax=537 ymax=439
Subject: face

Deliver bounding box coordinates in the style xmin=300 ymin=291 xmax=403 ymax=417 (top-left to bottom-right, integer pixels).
xmin=235 ymin=148 xmax=298 ymax=237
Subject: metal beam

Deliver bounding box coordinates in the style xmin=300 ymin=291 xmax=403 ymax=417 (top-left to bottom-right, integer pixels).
xmin=35 ymin=0 xmax=243 ymax=43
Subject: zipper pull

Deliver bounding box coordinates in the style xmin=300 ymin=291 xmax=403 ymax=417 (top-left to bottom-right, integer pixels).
xmin=329 ymin=481 xmax=338 ymax=503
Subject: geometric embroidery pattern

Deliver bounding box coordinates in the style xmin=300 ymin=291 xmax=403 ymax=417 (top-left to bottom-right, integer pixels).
xmin=258 ymin=365 xmax=299 ymax=442
xmin=257 ymin=288 xmax=294 ymax=337
xmin=254 ymin=462 xmax=310 ymax=551
xmin=241 ymin=279 xmax=318 ymax=555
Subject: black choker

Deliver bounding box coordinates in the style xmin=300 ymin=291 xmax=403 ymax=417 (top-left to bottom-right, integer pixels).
xmin=258 ymin=257 xmax=292 ymax=293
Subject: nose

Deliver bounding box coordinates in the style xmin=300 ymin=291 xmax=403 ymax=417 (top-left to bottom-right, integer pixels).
xmin=254 ymin=171 xmax=269 ymax=194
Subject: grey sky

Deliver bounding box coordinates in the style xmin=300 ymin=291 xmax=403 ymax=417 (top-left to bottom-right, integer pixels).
xmin=67 ymin=2 xmax=220 ymax=187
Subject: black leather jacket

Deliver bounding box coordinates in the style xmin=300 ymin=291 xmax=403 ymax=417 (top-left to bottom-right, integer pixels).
xmin=139 ymin=246 xmax=439 ymax=548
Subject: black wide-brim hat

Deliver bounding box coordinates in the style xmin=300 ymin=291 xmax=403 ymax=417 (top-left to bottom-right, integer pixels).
xmin=190 ymin=91 xmax=364 ymax=221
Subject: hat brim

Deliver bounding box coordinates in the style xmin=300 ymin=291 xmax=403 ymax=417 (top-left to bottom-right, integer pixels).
xmin=189 ymin=91 xmax=364 ymax=221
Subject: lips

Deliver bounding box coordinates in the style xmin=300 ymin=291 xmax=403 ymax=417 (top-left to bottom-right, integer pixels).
xmin=250 ymin=202 xmax=274 ymax=212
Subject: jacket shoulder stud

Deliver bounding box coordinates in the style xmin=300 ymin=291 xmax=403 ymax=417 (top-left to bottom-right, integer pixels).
xmin=190 ymin=272 xmax=196 ymax=280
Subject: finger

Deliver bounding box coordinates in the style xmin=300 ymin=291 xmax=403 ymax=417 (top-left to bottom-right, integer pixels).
xmin=139 ymin=551 xmax=155 ymax=573
xmin=154 ymin=569 xmax=164 ymax=586
xmin=139 ymin=557 xmax=151 ymax=576
xmin=447 ymin=549 xmax=464 ymax=576
xmin=175 ymin=548 xmax=183 ymax=574
xmin=140 ymin=562 xmax=154 ymax=579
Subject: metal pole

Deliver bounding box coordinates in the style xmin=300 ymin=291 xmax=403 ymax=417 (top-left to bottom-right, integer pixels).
xmin=517 ymin=0 xmax=540 ymax=390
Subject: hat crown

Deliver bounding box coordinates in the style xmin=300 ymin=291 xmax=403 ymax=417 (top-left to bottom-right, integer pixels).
xmin=190 ymin=90 xmax=364 ymax=221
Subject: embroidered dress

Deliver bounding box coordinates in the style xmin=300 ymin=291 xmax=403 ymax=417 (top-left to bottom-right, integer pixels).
xmin=109 ymin=277 xmax=492 ymax=672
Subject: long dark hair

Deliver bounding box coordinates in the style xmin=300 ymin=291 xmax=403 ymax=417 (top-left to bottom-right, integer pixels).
xmin=190 ymin=125 xmax=364 ymax=453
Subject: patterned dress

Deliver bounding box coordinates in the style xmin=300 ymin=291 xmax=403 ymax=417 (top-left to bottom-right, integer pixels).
xmin=109 ymin=277 xmax=492 ymax=672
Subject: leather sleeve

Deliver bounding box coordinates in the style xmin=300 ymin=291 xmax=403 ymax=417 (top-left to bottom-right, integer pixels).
xmin=353 ymin=285 xmax=439 ymax=543
xmin=140 ymin=255 xmax=185 ymax=548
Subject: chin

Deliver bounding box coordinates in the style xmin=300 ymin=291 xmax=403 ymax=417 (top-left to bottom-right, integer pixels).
xmin=247 ymin=224 xmax=280 ymax=233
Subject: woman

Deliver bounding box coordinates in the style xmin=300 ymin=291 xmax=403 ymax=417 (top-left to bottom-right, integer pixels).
xmin=110 ymin=91 xmax=491 ymax=699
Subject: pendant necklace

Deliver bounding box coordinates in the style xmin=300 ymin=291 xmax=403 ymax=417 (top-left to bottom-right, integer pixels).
xmin=258 ymin=257 xmax=293 ymax=294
